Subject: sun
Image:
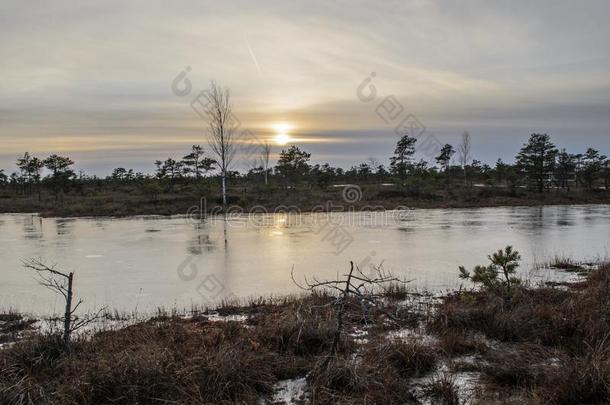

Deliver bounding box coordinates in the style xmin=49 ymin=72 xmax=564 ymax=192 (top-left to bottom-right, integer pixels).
xmin=272 ymin=122 xmax=293 ymax=146
xmin=274 ymin=133 xmax=290 ymax=145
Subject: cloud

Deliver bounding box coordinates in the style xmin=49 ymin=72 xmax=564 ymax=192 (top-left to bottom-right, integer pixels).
xmin=1 ymin=0 xmax=609 ymax=174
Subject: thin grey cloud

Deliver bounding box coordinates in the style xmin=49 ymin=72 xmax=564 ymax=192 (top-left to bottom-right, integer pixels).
xmin=1 ymin=0 xmax=609 ymax=174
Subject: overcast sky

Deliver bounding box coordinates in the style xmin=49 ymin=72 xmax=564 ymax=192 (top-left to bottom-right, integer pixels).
xmin=1 ymin=0 xmax=609 ymax=175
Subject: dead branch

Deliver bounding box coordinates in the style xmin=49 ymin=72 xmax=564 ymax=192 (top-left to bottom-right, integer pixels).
xmin=23 ymin=258 xmax=102 ymax=348
xmin=291 ymin=261 xmax=411 ymax=368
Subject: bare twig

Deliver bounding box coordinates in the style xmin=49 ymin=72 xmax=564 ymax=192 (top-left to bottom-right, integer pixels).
xmin=23 ymin=258 xmax=103 ymax=348
xmin=292 ymin=261 xmax=411 ymax=368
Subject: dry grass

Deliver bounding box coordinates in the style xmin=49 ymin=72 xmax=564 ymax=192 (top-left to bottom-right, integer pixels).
xmin=304 ymin=337 xmax=438 ymax=404
xmin=433 ymin=262 xmax=610 ymax=404
xmin=548 ymin=256 xmax=586 ymax=272
xmin=4 ymin=263 xmax=610 ymax=404
xmin=0 ymin=311 xmax=37 ymax=345
xmin=2 ymin=184 xmax=609 ymax=217
xmin=437 ymin=330 xmax=489 ymax=356
xmin=308 ymin=356 xmax=418 ymax=404
xmin=363 ymin=338 xmax=438 ymax=378
xmin=0 ymin=290 xmax=428 ymax=404
xmin=0 ymin=319 xmax=285 ymax=404
xmin=422 ymin=372 xmax=460 ymax=405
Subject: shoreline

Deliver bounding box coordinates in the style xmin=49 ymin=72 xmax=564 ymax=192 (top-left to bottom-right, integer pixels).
xmin=1 ymin=193 xmax=609 ymax=219
xmin=0 ymin=200 xmax=610 ymax=219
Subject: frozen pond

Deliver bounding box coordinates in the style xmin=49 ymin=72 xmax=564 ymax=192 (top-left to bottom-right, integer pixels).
xmin=0 ymin=205 xmax=609 ymax=314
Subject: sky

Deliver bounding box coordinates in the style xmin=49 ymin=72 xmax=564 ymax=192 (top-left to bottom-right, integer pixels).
xmin=1 ymin=0 xmax=609 ymax=175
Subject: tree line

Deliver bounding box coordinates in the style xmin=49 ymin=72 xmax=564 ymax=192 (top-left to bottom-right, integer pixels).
xmin=2 ymin=81 xmax=608 ymax=202
xmin=253 ymin=132 xmax=609 ymax=193
xmin=1 ymin=132 xmax=608 ymax=200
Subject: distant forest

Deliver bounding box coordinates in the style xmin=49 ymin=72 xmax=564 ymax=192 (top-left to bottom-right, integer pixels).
xmin=1 ymin=133 xmax=609 ymax=203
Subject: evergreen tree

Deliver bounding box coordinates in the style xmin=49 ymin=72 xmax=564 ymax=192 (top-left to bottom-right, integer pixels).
xmin=275 ymin=145 xmax=311 ymax=185
xmin=580 ymin=148 xmax=607 ymax=190
xmin=516 ymin=134 xmax=557 ymax=192
xmin=435 ymin=144 xmax=455 ymax=172
xmin=602 ymin=159 xmax=610 ymax=190
xmin=0 ymin=169 xmax=7 ymax=187
xmin=155 ymin=158 xmax=183 ymax=192
xmin=44 ymin=154 xmax=75 ymax=198
xmin=182 ymin=145 xmax=215 ymax=179
xmin=390 ymin=135 xmax=417 ymax=183
xmin=555 ymin=149 xmax=576 ymax=190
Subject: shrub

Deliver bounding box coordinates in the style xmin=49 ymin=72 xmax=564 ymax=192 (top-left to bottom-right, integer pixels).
xmin=308 ymin=357 xmax=416 ymax=404
xmin=459 ymin=246 xmax=521 ymax=292
xmin=256 ymin=308 xmax=339 ymax=356
xmin=365 ymin=339 xmax=437 ymax=377
xmin=423 ymin=372 xmax=460 ymax=405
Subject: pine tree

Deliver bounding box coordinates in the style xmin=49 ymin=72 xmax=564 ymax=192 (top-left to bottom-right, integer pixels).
xmin=516 ymin=134 xmax=557 ymax=192
xmin=390 ymin=135 xmax=417 ymax=183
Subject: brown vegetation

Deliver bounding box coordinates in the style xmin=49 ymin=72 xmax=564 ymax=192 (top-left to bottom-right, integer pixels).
xmin=2 ymin=262 xmax=610 ymax=404
xmin=1 ymin=184 xmax=609 ymax=217
xmin=0 ymin=311 xmax=37 ymax=345
xmin=434 ymin=262 xmax=610 ymax=404
xmin=0 ymin=287 xmax=431 ymax=404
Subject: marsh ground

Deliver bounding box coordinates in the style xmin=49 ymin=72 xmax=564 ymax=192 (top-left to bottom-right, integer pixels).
xmin=1 ymin=262 xmax=608 ymax=404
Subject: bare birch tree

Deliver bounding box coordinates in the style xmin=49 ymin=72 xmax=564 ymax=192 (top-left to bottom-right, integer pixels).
xmin=204 ymin=82 xmax=237 ymax=208
xmin=458 ymin=131 xmax=471 ymax=185
xmin=458 ymin=131 xmax=471 ymax=168
xmin=260 ymin=141 xmax=271 ymax=185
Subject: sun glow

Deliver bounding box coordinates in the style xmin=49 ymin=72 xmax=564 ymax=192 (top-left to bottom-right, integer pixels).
xmin=274 ymin=133 xmax=290 ymax=145
xmin=272 ymin=122 xmax=293 ymax=145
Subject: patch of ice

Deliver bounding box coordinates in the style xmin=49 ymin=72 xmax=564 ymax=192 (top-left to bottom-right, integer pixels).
xmin=349 ymin=328 xmax=370 ymax=344
xmin=412 ymin=360 xmax=482 ymax=405
xmin=270 ymin=377 xmax=308 ymax=404
xmin=395 ymin=293 xmax=439 ymax=317
xmin=35 ymin=316 xmax=140 ymax=338
xmin=438 ymin=362 xmax=481 ymax=402
xmin=452 ymin=371 xmax=481 ymax=403
xmin=0 ymin=342 xmax=16 ymax=350
xmin=201 ymin=312 xmax=248 ymax=323
xmin=388 ymin=325 xmax=439 ymax=346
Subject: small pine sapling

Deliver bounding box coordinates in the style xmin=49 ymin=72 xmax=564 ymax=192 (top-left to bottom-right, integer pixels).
xmin=459 ymin=246 xmax=521 ymax=292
